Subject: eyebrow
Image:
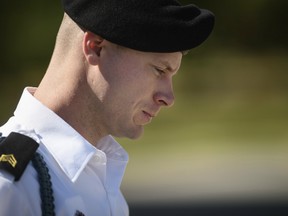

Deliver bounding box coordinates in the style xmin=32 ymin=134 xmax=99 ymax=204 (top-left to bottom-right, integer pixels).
xmin=158 ymin=60 xmax=179 ymax=74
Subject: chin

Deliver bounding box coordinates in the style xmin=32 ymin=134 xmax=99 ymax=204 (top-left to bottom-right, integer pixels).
xmin=125 ymin=126 xmax=144 ymax=140
xmin=129 ymin=133 xmax=143 ymax=140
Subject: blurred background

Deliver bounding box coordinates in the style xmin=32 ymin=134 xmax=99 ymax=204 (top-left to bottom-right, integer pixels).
xmin=0 ymin=0 xmax=288 ymax=215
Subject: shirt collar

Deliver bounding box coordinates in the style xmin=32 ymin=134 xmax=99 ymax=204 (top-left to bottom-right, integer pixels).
xmin=13 ymin=87 xmax=128 ymax=182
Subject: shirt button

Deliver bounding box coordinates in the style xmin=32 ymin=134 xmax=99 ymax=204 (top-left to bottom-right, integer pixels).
xmin=93 ymin=155 xmax=101 ymax=163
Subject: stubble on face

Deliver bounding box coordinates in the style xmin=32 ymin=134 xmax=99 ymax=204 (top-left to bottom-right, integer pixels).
xmin=91 ymin=42 xmax=182 ymax=140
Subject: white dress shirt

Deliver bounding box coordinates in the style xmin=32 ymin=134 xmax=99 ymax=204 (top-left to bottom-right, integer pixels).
xmin=0 ymin=87 xmax=129 ymax=216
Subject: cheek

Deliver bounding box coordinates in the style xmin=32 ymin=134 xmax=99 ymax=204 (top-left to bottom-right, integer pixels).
xmin=114 ymin=69 xmax=151 ymax=95
xmin=123 ymin=76 xmax=152 ymax=101
xmin=87 ymin=69 xmax=110 ymax=102
xmin=105 ymin=77 xmax=152 ymax=119
xmin=102 ymin=60 xmax=155 ymax=106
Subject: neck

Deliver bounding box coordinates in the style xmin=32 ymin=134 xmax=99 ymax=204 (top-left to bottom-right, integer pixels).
xmin=34 ymin=59 xmax=107 ymax=146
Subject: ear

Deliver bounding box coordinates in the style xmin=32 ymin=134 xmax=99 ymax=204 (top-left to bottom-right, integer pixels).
xmin=83 ymin=32 xmax=104 ymax=65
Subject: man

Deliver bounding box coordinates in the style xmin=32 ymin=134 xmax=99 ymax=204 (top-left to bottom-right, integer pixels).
xmin=0 ymin=0 xmax=214 ymax=215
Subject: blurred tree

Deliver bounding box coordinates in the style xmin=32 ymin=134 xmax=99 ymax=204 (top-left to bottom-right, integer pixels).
xmin=1 ymin=0 xmax=287 ymax=77
xmin=180 ymin=0 xmax=288 ymax=50
xmin=0 ymin=0 xmax=62 ymax=75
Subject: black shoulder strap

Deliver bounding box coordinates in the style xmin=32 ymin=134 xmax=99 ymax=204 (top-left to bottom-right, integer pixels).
xmin=0 ymin=132 xmax=39 ymax=181
xmin=0 ymin=132 xmax=56 ymax=215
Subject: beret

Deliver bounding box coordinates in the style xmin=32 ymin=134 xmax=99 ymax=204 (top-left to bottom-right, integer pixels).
xmin=61 ymin=0 xmax=215 ymax=53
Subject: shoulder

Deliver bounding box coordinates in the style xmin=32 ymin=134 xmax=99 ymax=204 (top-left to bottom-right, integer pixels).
xmin=0 ymin=175 xmax=35 ymax=215
xmin=0 ymin=168 xmax=32 ymax=215
xmin=0 ymin=132 xmax=39 ymax=181
xmin=0 ymin=132 xmax=40 ymax=215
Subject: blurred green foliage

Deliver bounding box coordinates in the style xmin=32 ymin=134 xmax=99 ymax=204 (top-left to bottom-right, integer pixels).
xmin=180 ymin=0 xmax=288 ymax=50
xmin=1 ymin=0 xmax=288 ymax=141
xmin=1 ymin=0 xmax=287 ymax=76
xmin=1 ymin=0 xmax=288 ymax=204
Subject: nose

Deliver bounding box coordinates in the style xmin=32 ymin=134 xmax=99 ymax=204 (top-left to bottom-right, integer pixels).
xmin=154 ymin=89 xmax=175 ymax=107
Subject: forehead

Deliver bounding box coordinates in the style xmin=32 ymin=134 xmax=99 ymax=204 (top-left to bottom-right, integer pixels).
xmin=124 ymin=48 xmax=182 ymax=71
xmin=106 ymin=41 xmax=183 ymax=72
xmin=148 ymin=52 xmax=182 ymax=72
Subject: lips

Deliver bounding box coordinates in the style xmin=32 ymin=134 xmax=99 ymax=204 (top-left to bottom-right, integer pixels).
xmin=133 ymin=108 xmax=159 ymax=126
xmin=141 ymin=111 xmax=155 ymax=124
xmin=143 ymin=111 xmax=155 ymax=118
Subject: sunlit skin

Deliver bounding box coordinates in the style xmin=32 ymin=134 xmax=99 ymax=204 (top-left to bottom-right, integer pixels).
xmin=34 ymin=16 xmax=182 ymax=145
xmin=84 ymin=33 xmax=183 ymax=140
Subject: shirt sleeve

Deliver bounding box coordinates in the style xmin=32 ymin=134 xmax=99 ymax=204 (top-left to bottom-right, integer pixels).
xmin=0 ymin=174 xmax=31 ymax=215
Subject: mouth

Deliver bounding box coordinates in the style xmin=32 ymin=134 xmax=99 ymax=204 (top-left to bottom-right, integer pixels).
xmin=134 ymin=109 xmax=159 ymax=126
xmin=143 ymin=111 xmax=155 ymax=118
xmin=142 ymin=111 xmax=155 ymax=124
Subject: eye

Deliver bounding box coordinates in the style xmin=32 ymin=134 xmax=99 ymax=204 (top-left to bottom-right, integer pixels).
xmin=154 ymin=67 xmax=166 ymax=77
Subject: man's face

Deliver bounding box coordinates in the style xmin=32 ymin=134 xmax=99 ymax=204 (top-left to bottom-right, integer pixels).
xmin=87 ymin=41 xmax=182 ymax=139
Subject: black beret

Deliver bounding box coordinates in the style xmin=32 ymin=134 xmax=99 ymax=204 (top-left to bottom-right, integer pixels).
xmin=61 ymin=0 xmax=215 ymax=53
